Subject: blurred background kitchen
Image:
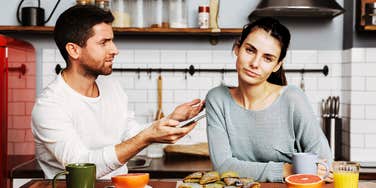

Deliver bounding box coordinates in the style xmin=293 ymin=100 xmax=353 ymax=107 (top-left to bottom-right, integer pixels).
xmin=1 ymin=0 xmax=376 ymax=187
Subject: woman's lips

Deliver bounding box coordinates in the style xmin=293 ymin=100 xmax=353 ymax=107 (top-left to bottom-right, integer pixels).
xmin=243 ymin=68 xmax=260 ymax=78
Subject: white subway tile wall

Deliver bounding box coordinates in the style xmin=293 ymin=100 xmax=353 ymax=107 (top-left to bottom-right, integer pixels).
xmin=41 ymin=48 xmax=376 ymax=161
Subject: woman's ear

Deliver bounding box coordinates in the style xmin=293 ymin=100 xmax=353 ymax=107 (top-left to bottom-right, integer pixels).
xmin=273 ymin=61 xmax=283 ymax=72
xmin=65 ymin=42 xmax=81 ymax=60
xmin=234 ymin=44 xmax=240 ymax=57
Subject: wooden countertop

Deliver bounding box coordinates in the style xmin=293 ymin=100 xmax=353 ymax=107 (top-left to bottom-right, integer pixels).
xmin=10 ymin=155 xmax=213 ymax=179
xmin=21 ymin=179 xmax=335 ymax=188
xmin=9 ymin=155 xmax=376 ymax=180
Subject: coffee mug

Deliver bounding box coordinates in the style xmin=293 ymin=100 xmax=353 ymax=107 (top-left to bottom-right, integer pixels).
xmin=52 ymin=163 xmax=96 ymax=188
xmin=292 ymin=153 xmax=329 ymax=178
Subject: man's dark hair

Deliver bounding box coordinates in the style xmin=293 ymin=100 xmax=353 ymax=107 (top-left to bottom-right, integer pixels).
xmin=54 ymin=5 xmax=114 ymax=66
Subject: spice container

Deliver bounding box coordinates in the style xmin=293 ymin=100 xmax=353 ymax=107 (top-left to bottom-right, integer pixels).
xmin=112 ymin=0 xmax=131 ymax=27
xmin=198 ymin=5 xmax=210 ymax=29
xmin=95 ymin=0 xmax=110 ymax=11
xmin=169 ymin=0 xmax=187 ymax=28
xmin=365 ymin=3 xmax=376 ymax=25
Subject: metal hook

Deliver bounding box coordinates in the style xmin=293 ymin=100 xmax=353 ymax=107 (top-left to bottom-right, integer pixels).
xmin=300 ymin=72 xmax=305 ymax=91
xmin=148 ymin=68 xmax=152 ymax=79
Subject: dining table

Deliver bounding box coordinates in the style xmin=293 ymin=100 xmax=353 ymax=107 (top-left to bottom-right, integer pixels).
xmin=20 ymin=179 xmax=336 ymax=188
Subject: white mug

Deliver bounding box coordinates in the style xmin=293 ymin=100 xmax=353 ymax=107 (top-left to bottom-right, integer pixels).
xmin=292 ymin=152 xmax=329 ymax=178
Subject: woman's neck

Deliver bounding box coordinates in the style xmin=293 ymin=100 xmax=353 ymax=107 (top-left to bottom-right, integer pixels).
xmin=232 ymin=82 xmax=280 ymax=110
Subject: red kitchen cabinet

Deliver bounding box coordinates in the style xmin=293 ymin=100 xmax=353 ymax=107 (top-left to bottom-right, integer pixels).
xmin=0 ymin=35 xmax=35 ymax=188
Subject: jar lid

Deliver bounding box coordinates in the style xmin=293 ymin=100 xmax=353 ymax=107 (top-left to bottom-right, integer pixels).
xmin=199 ymin=6 xmax=210 ymax=12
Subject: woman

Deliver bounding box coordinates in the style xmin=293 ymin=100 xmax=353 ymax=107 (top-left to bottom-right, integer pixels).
xmin=205 ymin=17 xmax=332 ymax=182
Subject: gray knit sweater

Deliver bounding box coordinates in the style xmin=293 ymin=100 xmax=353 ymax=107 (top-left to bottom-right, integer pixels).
xmin=205 ymin=85 xmax=332 ymax=182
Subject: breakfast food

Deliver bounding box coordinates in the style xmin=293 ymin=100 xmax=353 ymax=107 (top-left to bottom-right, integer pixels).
xmin=179 ymin=171 xmax=260 ymax=188
xmin=285 ymin=174 xmax=323 ymax=188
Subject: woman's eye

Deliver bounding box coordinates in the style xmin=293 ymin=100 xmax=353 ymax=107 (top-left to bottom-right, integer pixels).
xmin=264 ymin=57 xmax=273 ymax=63
xmin=246 ymin=48 xmax=254 ymax=53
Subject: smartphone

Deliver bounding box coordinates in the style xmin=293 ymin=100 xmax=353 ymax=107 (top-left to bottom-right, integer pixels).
xmin=177 ymin=113 xmax=206 ymax=128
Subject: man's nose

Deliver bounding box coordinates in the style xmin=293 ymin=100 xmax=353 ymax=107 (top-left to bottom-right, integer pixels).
xmin=111 ymin=42 xmax=119 ymax=55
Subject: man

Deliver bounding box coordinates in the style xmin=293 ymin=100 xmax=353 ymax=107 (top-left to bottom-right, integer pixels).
xmin=31 ymin=5 xmax=204 ymax=179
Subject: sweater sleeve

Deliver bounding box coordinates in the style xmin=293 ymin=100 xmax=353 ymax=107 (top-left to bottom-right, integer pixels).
xmin=290 ymin=87 xmax=332 ymax=163
xmin=205 ymin=89 xmax=284 ymax=182
xmin=32 ymin=98 xmax=123 ymax=178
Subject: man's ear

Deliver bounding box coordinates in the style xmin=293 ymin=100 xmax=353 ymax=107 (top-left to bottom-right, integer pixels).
xmin=273 ymin=61 xmax=283 ymax=72
xmin=65 ymin=42 xmax=81 ymax=60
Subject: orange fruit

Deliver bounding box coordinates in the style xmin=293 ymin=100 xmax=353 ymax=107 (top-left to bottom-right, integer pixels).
xmin=111 ymin=173 xmax=149 ymax=188
xmin=285 ymin=174 xmax=323 ymax=188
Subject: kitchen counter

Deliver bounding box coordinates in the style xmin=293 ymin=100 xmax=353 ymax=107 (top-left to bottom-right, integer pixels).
xmin=9 ymin=155 xmax=376 ymax=180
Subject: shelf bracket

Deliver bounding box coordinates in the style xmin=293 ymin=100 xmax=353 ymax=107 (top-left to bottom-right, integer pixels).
xmin=209 ymin=36 xmax=218 ymax=45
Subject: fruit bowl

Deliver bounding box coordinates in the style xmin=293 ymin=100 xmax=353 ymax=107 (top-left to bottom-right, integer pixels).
xmin=111 ymin=173 xmax=149 ymax=188
xmin=285 ymin=174 xmax=323 ymax=188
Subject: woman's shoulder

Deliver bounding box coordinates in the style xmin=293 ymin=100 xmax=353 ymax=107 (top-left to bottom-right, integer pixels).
xmin=206 ymin=85 xmax=231 ymax=100
xmin=281 ymin=85 xmax=305 ymax=98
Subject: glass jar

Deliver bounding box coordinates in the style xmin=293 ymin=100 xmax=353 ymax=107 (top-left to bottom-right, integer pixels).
xmin=365 ymin=3 xmax=376 ymax=25
xmin=112 ymin=0 xmax=131 ymax=27
xmin=95 ymin=0 xmax=110 ymax=11
xmin=131 ymin=0 xmax=145 ymax=27
xmin=169 ymin=0 xmax=187 ymax=28
xmin=150 ymin=0 xmax=163 ymax=27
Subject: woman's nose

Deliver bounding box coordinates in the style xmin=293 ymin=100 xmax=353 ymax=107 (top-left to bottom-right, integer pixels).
xmin=249 ymin=55 xmax=261 ymax=68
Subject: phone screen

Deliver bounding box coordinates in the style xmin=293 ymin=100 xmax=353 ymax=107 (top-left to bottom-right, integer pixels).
xmin=177 ymin=113 xmax=206 ymax=128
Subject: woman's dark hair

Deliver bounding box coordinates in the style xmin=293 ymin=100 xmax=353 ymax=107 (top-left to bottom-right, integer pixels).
xmin=54 ymin=5 xmax=114 ymax=66
xmin=235 ymin=17 xmax=290 ymax=86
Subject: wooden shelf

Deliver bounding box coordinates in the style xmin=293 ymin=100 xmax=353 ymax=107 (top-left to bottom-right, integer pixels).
xmin=0 ymin=26 xmax=242 ymax=36
xmin=364 ymin=25 xmax=376 ymax=31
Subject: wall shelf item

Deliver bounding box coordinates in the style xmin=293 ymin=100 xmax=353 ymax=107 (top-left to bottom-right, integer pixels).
xmin=55 ymin=64 xmax=329 ymax=77
xmin=0 ymin=26 xmax=241 ymax=36
xmin=0 ymin=26 xmax=242 ymax=45
xmin=356 ymin=0 xmax=376 ymax=31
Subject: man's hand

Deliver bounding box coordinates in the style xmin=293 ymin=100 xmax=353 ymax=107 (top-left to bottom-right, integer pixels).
xmin=143 ymin=118 xmax=197 ymax=144
xmin=168 ymin=99 xmax=205 ymax=121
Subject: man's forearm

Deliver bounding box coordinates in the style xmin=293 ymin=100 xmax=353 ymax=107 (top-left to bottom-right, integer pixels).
xmin=115 ymin=131 xmax=151 ymax=164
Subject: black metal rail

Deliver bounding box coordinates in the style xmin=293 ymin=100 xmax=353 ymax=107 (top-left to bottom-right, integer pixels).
xmin=55 ymin=64 xmax=329 ymax=76
xmin=9 ymin=64 xmax=27 ymax=78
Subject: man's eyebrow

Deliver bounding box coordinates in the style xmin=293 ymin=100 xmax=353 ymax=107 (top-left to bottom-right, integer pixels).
xmin=98 ymin=37 xmax=113 ymax=43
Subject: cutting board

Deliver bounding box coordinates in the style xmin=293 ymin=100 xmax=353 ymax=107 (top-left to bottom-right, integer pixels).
xmin=164 ymin=143 xmax=209 ymax=157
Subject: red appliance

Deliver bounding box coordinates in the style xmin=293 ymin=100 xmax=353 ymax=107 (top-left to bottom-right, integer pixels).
xmin=0 ymin=35 xmax=33 ymax=188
